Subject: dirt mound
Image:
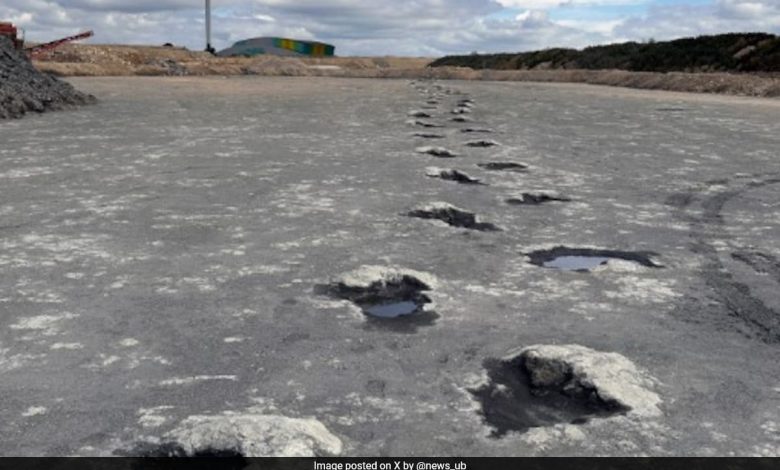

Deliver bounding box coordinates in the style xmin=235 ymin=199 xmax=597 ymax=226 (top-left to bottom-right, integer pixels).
xmin=0 ymin=36 xmax=96 ymax=119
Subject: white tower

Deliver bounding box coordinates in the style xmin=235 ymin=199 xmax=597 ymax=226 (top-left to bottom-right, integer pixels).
xmin=205 ymin=0 xmax=214 ymax=53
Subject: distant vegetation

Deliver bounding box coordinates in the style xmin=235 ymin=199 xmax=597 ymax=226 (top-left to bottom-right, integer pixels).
xmin=430 ymin=33 xmax=780 ymax=73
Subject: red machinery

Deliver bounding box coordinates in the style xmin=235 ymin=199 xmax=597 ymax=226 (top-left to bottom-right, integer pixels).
xmin=0 ymin=22 xmax=24 ymax=50
xmin=26 ymin=30 xmax=94 ymax=58
xmin=1 ymin=22 xmax=93 ymax=58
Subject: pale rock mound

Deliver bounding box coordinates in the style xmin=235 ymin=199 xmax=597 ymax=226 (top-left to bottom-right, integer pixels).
xmin=165 ymin=413 xmax=343 ymax=457
xmin=511 ymin=344 xmax=662 ymax=418
xmin=334 ymin=265 xmax=438 ymax=291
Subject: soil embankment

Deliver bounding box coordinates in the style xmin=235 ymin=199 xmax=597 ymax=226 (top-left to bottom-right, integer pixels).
xmin=32 ymin=42 xmax=780 ymax=98
xmin=0 ymin=37 xmax=95 ymax=119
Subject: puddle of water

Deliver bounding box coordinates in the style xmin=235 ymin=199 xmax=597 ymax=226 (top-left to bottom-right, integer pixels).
xmin=316 ymin=275 xmax=439 ymax=333
xmin=364 ymin=301 xmax=419 ymax=318
xmin=543 ymin=256 xmax=610 ymax=271
xmin=528 ymin=246 xmax=662 ymax=271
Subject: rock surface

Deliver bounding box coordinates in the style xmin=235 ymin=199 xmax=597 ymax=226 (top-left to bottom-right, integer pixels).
xmin=0 ymin=36 xmax=95 ymax=119
xmin=512 ymin=344 xmax=662 ymax=418
xmin=162 ymin=413 xmax=343 ymax=457
xmin=333 ymin=265 xmax=438 ymax=291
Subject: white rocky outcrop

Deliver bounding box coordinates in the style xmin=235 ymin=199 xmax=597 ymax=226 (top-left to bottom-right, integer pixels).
xmin=335 ymin=265 xmax=438 ymax=290
xmin=509 ymin=344 xmax=662 ymax=418
xmin=165 ymin=413 xmax=343 ymax=457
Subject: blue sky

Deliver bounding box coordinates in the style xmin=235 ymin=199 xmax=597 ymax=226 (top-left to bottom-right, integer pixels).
xmin=2 ymin=1 xmax=778 ymax=56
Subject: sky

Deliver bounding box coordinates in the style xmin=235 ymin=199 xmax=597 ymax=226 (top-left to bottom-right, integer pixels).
xmin=2 ymin=1 xmax=779 ymax=56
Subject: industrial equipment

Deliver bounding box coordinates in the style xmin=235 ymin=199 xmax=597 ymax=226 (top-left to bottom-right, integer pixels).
xmin=0 ymin=22 xmax=24 ymax=50
xmin=26 ymin=30 xmax=94 ymax=58
xmin=1 ymin=22 xmax=93 ymax=58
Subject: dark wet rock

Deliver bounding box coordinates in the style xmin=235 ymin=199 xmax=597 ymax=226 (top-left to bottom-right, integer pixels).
xmin=477 ymin=162 xmax=528 ymax=172
xmin=0 ymin=36 xmax=96 ymax=119
xmin=413 ymin=133 xmax=446 ymax=139
xmin=465 ymin=140 xmax=500 ymax=148
xmin=126 ymin=441 xmax=247 ymax=460
xmin=416 ymin=146 xmax=458 ymax=158
xmin=451 ymin=116 xmax=473 ymax=123
xmin=471 ymin=345 xmax=661 ymax=437
xmin=461 ymin=128 xmax=494 ymax=134
xmin=506 ymin=192 xmax=570 ymax=205
xmin=365 ymin=379 xmax=387 ymax=397
xmin=407 ymin=119 xmax=444 ymax=128
xmin=408 ymin=110 xmax=433 ymax=118
xmin=526 ymin=246 xmax=662 ymax=271
xmin=407 ymin=202 xmax=500 ymax=232
xmin=425 ymin=167 xmax=484 ymax=185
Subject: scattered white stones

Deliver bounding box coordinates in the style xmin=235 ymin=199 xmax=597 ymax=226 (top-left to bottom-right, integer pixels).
xmin=119 ymin=338 xmax=140 ymax=348
xmin=22 ymin=406 xmax=48 ymax=417
xmin=158 ymin=375 xmax=238 ymax=387
xmin=9 ymin=312 xmax=79 ymax=337
xmin=50 ymin=342 xmax=84 ymax=350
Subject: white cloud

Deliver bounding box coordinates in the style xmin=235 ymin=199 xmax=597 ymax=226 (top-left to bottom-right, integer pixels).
xmin=0 ymin=0 xmax=777 ymax=56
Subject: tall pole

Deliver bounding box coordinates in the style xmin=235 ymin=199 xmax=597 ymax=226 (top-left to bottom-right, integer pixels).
xmin=205 ymin=0 xmax=213 ymax=53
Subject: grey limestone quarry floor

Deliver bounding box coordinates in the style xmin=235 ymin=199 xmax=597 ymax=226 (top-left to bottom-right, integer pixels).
xmin=1 ymin=76 xmax=779 ymax=456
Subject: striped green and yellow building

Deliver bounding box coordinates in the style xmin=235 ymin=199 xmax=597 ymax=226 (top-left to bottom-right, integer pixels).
xmin=218 ymin=37 xmax=335 ymax=58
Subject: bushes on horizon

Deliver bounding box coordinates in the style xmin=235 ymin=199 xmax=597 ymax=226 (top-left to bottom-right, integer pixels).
xmin=430 ymin=33 xmax=780 ymax=73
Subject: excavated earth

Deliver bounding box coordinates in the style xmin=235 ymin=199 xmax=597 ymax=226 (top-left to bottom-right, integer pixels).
xmin=0 ymin=37 xmax=95 ymax=119
xmin=0 ymin=76 xmax=779 ymax=456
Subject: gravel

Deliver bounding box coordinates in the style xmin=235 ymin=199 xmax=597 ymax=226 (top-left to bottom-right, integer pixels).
xmin=0 ymin=36 xmax=95 ymax=119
